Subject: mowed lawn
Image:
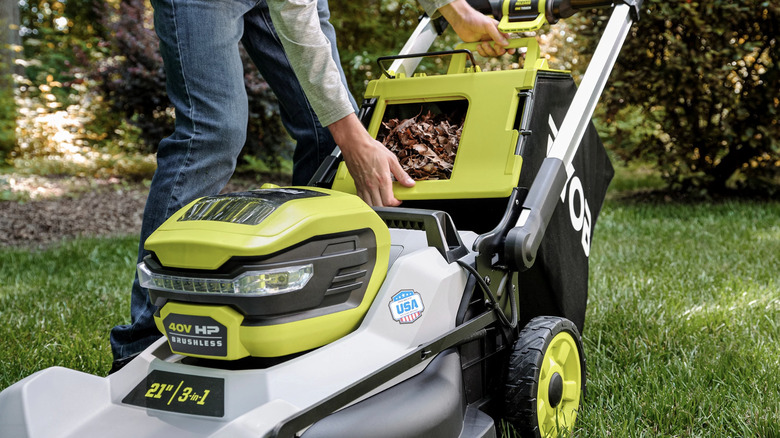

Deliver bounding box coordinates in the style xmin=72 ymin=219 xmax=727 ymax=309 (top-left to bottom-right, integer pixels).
xmin=580 ymin=200 xmax=779 ymax=437
xmin=1 ymin=189 xmax=778 ymax=436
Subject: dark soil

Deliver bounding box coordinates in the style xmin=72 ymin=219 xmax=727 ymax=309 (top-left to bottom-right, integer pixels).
xmin=1 ymin=186 xmax=147 ymax=248
xmin=0 ymin=176 xmax=279 ymax=248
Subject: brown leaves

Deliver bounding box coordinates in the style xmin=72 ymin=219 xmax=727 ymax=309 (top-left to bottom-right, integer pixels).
xmin=379 ymin=110 xmax=464 ymax=180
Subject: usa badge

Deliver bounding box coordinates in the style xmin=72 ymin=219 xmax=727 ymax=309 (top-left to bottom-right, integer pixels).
xmin=389 ymin=289 xmax=424 ymax=324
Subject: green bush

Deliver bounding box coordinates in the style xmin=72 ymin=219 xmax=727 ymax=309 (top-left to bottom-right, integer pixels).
xmin=0 ymin=16 xmax=17 ymax=162
xmin=11 ymin=72 xmax=157 ymax=180
xmin=574 ymin=0 xmax=780 ymax=195
xmin=90 ymin=0 xmax=169 ymax=154
xmin=10 ymin=0 xmax=159 ymax=178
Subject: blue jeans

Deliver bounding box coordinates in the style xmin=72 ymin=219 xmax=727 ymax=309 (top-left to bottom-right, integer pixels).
xmin=110 ymin=0 xmax=357 ymax=360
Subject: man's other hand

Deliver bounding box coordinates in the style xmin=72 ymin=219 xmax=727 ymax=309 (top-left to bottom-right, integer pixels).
xmin=439 ymin=0 xmax=515 ymax=57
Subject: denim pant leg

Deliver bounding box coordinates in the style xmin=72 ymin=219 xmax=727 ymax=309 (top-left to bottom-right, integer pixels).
xmin=110 ymin=0 xmax=358 ymax=360
xmin=110 ymin=0 xmax=254 ymax=360
xmin=241 ymin=0 xmax=358 ymax=186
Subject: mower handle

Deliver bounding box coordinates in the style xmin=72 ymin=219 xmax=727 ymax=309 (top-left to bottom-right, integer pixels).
xmin=466 ymin=0 xmax=642 ymax=25
xmin=465 ymin=0 xmax=502 ymax=19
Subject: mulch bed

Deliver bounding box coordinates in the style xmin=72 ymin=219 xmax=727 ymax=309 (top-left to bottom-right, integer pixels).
xmin=0 ymin=177 xmax=272 ymax=248
xmin=1 ymin=187 xmax=148 ymax=248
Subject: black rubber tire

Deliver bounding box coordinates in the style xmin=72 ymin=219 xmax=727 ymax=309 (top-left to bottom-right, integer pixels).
xmin=503 ymin=316 xmax=586 ymax=438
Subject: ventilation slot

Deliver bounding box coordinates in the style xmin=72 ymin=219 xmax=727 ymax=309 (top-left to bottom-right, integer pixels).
xmin=326 ymin=268 xmax=367 ymax=296
xmin=383 ymin=219 xmax=426 ymax=231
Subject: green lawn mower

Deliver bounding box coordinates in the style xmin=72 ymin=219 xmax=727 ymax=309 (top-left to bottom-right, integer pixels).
xmin=0 ymin=1 xmax=642 ymax=436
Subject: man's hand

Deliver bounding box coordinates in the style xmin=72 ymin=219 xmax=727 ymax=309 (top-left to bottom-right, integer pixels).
xmin=439 ymin=0 xmax=514 ymax=57
xmin=328 ymin=113 xmax=415 ymax=207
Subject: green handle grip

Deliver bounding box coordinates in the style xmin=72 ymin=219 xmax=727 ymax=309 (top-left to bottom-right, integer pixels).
xmin=451 ymin=37 xmax=540 ymax=73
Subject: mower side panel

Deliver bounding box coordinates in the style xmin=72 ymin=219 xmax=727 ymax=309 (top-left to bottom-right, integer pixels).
xmin=301 ymin=350 xmax=473 ymax=438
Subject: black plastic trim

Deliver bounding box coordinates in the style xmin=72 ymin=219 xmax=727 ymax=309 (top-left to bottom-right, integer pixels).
xmin=473 ymin=188 xmax=527 ymax=266
xmin=377 ymin=50 xmax=477 ymax=79
xmin=619 ymin=0 xmax=643 ymax=21
xmin=465 ymin=0 xmax=502 ymax=18
xmin=374 ymin=207 xmax=468 ymax=263
xmin=547 ymin=0 xmax=615 ymax=22
xmin=505 ymin=158 xmax=568 ymax=271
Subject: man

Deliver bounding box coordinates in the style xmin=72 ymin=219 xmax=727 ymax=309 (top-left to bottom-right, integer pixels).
xmin=110 ymin=0 xmax=511 ymax=372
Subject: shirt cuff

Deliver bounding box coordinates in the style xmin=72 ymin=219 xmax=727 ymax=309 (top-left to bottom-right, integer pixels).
xmin=417 ymin=0 xmax=455 ymax=18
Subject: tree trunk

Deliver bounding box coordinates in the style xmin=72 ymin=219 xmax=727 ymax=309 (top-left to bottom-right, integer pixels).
xmin=0 ymin=0 xmax=20 ymax=158
xmin=1 ymin=0 xmax=21 ymax=75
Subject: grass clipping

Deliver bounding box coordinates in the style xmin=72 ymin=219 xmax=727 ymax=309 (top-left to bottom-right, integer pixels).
xmin=380 ymin=110 xmax=464 ymax=180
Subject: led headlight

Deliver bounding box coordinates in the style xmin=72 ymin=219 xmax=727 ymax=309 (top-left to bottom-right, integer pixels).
xmin=138 ymin=262 xmax=314 ymax=296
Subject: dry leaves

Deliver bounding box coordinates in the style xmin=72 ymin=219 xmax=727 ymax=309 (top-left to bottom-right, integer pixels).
xmin=379 ymin=110 xmax=464 ymax=180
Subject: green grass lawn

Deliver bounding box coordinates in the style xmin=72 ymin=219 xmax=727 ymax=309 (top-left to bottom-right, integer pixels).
xmin=581 ymin=200 xmax=780 ymax=436
xmin=0 ymin=237 xmax=137 ymax=383
xmin=1 ymin=191 xmax=778 ymax=436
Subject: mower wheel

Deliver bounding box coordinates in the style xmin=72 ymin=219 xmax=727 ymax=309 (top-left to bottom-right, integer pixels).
xmin=503 ymin=316 xmax=585 ymax=437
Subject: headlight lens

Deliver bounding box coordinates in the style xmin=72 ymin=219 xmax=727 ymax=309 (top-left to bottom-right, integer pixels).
xmin=138 ymin=263 xmax=314 ymax=295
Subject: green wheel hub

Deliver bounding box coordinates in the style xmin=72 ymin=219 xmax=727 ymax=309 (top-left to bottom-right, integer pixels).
xmin=537 ymin=331 xmax=582 ymax=436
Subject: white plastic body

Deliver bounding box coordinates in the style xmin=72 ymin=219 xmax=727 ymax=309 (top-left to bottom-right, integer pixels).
xmin=0 ymin=230 xmax=478 ymax=438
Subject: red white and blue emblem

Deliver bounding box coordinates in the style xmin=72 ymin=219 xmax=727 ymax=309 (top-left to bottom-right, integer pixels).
xmin=389 ymin=289 xmax=424 ymax=324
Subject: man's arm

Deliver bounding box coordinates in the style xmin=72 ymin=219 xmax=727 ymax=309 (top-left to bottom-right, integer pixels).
xmin=266 ymin=0 xmax=353 ymax=127
xmin=266 ymin=0 xmax=413 ymax=207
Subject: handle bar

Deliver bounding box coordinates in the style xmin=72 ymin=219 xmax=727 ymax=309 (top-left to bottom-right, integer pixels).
xmin=466 ymin=0 xmax=639 ymax=31
xmin=549 ymin=0 xmax=615 ymax=20
xmin=464 ymin=0 xmax=503 ymax=19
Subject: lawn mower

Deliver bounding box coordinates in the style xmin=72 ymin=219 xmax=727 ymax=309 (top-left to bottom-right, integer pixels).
xmin=0 ymin=0 xmax=642 ymax=436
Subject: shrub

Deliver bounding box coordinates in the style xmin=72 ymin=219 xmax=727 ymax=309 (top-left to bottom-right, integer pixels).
xmin=574 ymin=0 xmax=780 ymax=195
xmin=1 ymin=13 xmax=20 ymax=162
xmin=11 ymin=75 xmax=157 ymax=180
xmin=330 ymin=1 xmax=433 ymax=98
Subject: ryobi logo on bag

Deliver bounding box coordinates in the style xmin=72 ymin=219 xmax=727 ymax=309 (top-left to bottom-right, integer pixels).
xmin=389 ymin=289 xmax=424 ymax=324
xmin=547 ymin=114 xmax=593 ymax=257
xmin=163 ymin=314 xmax=227 ymax=357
